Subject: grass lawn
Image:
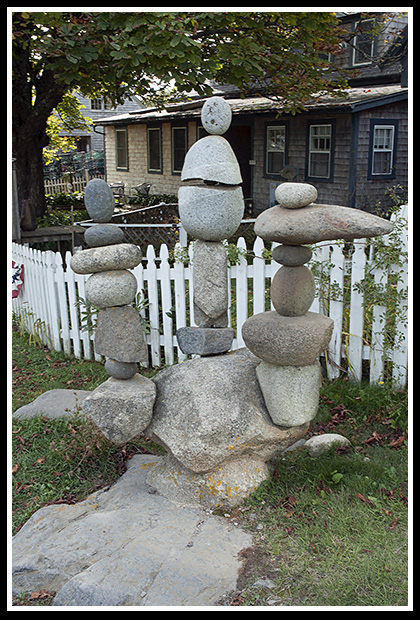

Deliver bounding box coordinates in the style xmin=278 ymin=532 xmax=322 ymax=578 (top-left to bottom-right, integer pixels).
xmin=10 ymin=328 xmax=410 ymax=607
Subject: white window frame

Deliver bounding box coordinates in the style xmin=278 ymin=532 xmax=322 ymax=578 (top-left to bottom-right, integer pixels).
xmin=308 ymin=124 xmax=332 ymax=179
xmin=371 ymin=124 xmax=395 ymax=176
xmin=352 ymin=18 xmax=375 ymax=66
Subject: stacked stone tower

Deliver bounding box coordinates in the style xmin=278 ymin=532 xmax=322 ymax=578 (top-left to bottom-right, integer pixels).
xmin=175 ymin=96 xmax=245 ymax=356
xmin=242 ymin=181 xmax=394 ymax=429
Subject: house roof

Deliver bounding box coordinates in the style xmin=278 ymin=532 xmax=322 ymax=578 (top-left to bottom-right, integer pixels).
xmin=94 ymin=84 xmax=408 ymax=127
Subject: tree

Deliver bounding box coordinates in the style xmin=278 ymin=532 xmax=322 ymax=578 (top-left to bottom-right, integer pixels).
xmin=12 ymin=11 xmax=350 ymax=228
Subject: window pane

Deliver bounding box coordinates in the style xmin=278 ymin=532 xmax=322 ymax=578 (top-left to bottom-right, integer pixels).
xmin=267 ymin=151 xmax=284 ymax=175
xmin=374 ymin=127 xmax=393 ymax=150
xmin=116 ymin=129 xmax=128 ymax=169
xmin=267 ymin=127 xmax=285 ymax=151
xmin=148 ymin=128 xmax=161 ymax=171
xmin=172 ymin=127 xmax=187 ymax=172
xmin=310 ymin=152 xmax=329 ymax=178
xmin=372 ymin=151 xmax=392 ymax=175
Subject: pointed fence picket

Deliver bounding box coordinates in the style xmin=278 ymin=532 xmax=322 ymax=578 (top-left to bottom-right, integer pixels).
xmin=12 ymin=204 xmax=408 ymax=386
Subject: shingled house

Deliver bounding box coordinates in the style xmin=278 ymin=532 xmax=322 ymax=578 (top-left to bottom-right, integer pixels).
xmin=96 ymin=12 xmax=408 ymax=213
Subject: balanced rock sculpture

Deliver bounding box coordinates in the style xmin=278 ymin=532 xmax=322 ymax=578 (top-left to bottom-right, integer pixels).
xmin=242 ymin=181 xmax=394 ymax=428
xmin=176 ymin=96 xmax=244 ymax=356
xmin=70 ymin=178 xmax=155 ymax=444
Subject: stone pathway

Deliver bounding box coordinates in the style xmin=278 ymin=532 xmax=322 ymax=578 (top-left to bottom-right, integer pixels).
xmin=12 ymin=454 xmax=253 ymax=607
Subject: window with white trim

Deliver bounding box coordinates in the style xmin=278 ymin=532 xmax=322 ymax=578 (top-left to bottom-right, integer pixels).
xmin=371 ymin=125 xmax=395 ymax=175
xmin=352 ymin=18 xmax=376 ymax=66
xmin=308 ymin=124 xmax=332 ymax=179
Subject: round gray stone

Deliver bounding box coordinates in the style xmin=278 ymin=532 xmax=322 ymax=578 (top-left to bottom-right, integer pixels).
xmin=181 ymin=135 xmax=242 ymax=185
xmin=270 ymin=265 xmax=315 ymax=317
xmin=272 ymin=244 xmax=313 ymax=266
xmin=85 ymin=270 xmax=137 ymax=308
xmin=84 ymin=224 xmax=125 ymax=248
xmin=70 ymin=243 xmax=142 ymax=275
xmin=275 ymin=182 xmax=317 ymax=209
xmin=178 ymin=185 xmax=244 ymax=241
xmin=201 ymin=96 xmax=232 ymax=135
xmin=84 ymin=178 xmax=115 ymax=223
xmin=241 ymin=311 xmax=334 ymax=366
xmin=104 ymin=359 xmax=138 ymax=379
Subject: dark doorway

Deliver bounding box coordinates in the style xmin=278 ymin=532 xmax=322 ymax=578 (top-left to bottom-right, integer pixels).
xmin=224 ymin=123 xmax=252 ymax=202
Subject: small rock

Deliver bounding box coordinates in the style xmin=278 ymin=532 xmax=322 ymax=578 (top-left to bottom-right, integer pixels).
xmin=84 ymin=178 xmax=115 ymax=223
xmin=305 ymin=433 xmax=351 ymax=456
xmin=272 ymin=244 xmax=312 ymax=266
xmin=104 ymin=359 xmax=138 ymax=379
xmin=275 ymin=182 xmax=317 ymax=209
xmin=201 ymin=96 xmax=232 ymax=135
xmin=84 ymin=224 xmax=125 ymax=248
xmin=176 ymin=326 xmax=234 ymax=356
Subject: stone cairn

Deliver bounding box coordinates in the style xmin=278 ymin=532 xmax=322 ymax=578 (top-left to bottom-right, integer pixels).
xmin=175 ymin=96 xmax=244 ymax=356
xmin=70 ymin=179 xmax=156 ymax=445
xmin=69 ymin=100 xmax=394 ymax=511
xmin=242 ymin=181 xmax=394 ymax=429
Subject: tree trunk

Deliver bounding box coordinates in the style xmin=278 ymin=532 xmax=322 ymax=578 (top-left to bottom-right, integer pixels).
xmin=12 ymin=20 xmax=66 ymax=229
xmin=13 ymin=129 xmax=50 ymax=229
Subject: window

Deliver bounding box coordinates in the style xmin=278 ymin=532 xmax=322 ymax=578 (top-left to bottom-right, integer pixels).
xmin=147 ymin=126 xmax=162 ymax=173
xmin=90 ymin=98 xmax=102 ymax=110
xmin=265 ymin=124 xmax=287 ymax=176
xmin=368 ymin=120 xmax=398 ymax=178
xmin=91 ymin=98 xmax=114 ymax=110
xmin=352 ymin=18 xmax=376 ymax=66
xmin=307 ymin=123 xmax=333 ymax=180
xmin=172 ymin=125 xmax=187 ymax=174
xmin=115 ymin=127 xmax=128 ymax=170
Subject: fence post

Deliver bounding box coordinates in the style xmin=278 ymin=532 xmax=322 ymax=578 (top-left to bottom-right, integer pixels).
xmin=348 ymin=240 xmax=367 ymax=381
xmin=328 ymin=244 xmax=345 ymax=379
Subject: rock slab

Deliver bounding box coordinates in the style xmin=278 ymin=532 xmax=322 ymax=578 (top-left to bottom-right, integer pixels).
xmin=12 ymin=455 xmax=253 ymax=607
xmin=13 ymin=389 xmax=91 ymax=420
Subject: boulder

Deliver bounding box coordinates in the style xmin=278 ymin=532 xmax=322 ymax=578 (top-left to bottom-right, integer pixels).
xmin=84 ymin=223 xmax=125 ymax=248
xmin=146 ymin=348 xmax=309 ymax=475
xmin=82 ymin=374 xmax=156 ymax=445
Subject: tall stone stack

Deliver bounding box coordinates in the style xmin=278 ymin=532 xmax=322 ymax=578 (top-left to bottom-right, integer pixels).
xmin=175 ymin=96 xmax=245 ymax=356
xmin=70 ymin=179 xmax=156 ymax=444
xmin=242 ymin=181 xmax=394 ymax=428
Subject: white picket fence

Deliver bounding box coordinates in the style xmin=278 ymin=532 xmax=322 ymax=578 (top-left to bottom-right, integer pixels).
xmin=11 ymin=205 xmax=408 ymax=386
